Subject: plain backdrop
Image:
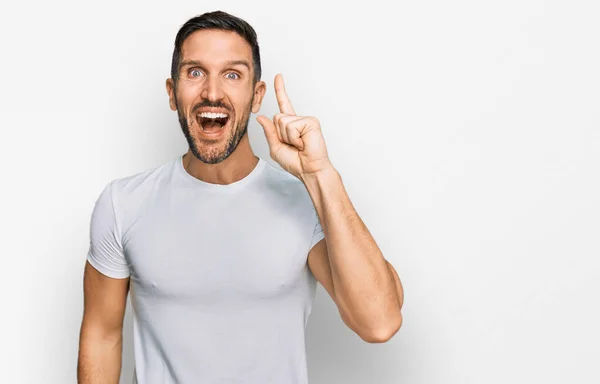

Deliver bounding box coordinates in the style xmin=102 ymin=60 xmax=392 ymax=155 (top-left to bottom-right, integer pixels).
xmin=1 ymin=0 xmax=599 ymax=383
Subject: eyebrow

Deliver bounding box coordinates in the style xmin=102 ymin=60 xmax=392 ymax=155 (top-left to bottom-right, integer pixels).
xmin=180 ymin=59 xmax=250 ymax=70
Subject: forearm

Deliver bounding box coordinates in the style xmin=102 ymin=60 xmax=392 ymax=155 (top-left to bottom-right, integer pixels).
xmin=77 ymin=329 xmax=123 ymax=384
xmin=301 ymin=166 xmax=403 ymax=340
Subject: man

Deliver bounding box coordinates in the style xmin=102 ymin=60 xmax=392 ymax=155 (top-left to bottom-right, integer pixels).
xmin=77 ymin=10 xmax=404 ymax=384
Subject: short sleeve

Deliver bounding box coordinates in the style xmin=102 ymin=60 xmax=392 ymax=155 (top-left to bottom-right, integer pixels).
xmin=86 ymin=181 xmax=130 ymax=279
xmin=309 ymin=213 xmax=325 ymax=250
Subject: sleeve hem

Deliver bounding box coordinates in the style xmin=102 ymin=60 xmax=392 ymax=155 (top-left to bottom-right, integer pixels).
xmin=309 ymin=232 xmax=325 ymax=251
xmin=87 ymin=252 xmax=130 ymax=279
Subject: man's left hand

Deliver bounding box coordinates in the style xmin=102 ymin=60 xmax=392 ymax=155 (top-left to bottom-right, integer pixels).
xmin=257 ymin=74 xmax=333 ymax=179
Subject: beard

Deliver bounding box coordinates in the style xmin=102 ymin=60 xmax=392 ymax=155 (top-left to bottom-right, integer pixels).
xmin=175 ymin=94 xmax=254 ymax=165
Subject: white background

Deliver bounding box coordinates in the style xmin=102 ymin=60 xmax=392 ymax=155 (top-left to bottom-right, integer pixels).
xmin=0 ymin=0 xmax=599 ymax=383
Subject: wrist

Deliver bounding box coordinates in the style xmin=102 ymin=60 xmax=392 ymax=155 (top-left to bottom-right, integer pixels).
xmin=300 ymin=163 xmax=342 ymax=213
xmin=299 ymin=162 xmax=339 ymax=186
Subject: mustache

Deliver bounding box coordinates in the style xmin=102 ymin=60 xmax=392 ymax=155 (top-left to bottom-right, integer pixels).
xmin=191 ymin=100 xmax=232 ymax=114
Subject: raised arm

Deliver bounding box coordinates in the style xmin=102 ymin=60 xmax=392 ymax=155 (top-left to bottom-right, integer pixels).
xmin=257 ymin=74 xmax=403 ymax=342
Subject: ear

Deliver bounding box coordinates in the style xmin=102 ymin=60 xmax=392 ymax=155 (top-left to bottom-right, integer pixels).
xmin=251 ymin=80 xmax=267 ymax=114
xmin=166 ymin=78 xmax=177 ymax=111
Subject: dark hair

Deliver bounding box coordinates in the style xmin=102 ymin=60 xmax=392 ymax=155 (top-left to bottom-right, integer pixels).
xmin=170 ymin=11 xmax=262 ymax=86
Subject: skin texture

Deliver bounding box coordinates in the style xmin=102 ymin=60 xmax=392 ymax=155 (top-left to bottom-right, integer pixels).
xmin=77 ymin=262 xmax=129 ymax=383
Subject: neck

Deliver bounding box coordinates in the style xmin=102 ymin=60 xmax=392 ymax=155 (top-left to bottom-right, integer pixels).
xmin=182 ymin=135 xmax=259 ymax=185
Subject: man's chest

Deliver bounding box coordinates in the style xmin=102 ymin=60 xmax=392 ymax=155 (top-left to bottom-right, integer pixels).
xmin=122 ymin=199 xmax=314 ymax=301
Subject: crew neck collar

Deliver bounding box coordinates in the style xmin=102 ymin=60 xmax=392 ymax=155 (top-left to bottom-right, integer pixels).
xmin=176 ymin=154 xmax=267 ymax=192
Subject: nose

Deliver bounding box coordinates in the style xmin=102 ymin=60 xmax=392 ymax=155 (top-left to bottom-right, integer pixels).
xmin=201 ymin=75 xmax=225 ymax=102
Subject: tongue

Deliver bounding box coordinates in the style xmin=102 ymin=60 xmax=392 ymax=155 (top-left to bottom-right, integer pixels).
xmin=202 ymin=121 xmax=223 ymax=133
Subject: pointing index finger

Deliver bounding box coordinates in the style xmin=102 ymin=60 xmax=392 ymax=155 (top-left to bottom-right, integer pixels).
xmin=274 ymin=73 xmax=296 ymax=115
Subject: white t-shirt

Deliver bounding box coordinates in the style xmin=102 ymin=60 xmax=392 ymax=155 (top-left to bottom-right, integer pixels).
xmin=87 ymin=155 xmax=325 ymax=384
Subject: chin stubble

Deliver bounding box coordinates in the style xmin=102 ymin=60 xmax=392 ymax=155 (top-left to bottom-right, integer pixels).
xmin=175 ymin=94 xmax=254 ymax=165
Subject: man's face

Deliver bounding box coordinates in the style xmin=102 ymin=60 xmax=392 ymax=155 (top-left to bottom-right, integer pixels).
xmin=166 ymin=29 xmax=266 ymax=164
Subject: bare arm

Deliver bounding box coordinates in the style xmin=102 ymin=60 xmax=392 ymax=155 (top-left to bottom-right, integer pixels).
xmin=303 ymin=167 xmax=403 ymax=343
xmin=309 ymin=243 xmax=404 ymax=341
xmin=77 ymin=261 xmax=130 ymax=384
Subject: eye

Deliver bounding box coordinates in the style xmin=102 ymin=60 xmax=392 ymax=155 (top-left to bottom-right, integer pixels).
xmin=225 ymin=72 xmax=240 ymax=80
xmin=189 ymin=69 xmax=203 ymax=78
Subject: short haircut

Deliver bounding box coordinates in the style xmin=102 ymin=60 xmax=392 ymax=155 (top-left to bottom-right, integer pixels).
xmin=170 ymin=11 xmax=262 ymax=85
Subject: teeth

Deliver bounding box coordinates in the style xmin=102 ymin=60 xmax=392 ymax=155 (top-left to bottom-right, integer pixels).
xmin=198 ymin=112 xmax=228 ymax=119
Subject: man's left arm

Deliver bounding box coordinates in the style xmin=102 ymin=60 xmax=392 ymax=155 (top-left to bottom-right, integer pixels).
xmin=302 ymin=166 xmax=404 ymax=343
xmin=256 ymin=74 xmax=404 ymax=343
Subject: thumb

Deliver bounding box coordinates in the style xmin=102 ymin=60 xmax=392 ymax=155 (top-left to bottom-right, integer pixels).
xmin=256 ymin=115 xmax=280 ymax=149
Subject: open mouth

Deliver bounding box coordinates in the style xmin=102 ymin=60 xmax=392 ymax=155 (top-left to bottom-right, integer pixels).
xmin=197 ymin=111 xmax=230 ymax=134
